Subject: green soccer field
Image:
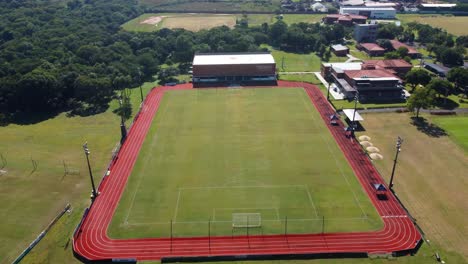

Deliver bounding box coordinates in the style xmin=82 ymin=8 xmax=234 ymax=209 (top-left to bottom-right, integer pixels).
xmin=108 ymin=88 xmax=382 ymax=239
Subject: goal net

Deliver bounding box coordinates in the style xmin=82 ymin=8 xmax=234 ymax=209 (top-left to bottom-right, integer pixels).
xmin=232 ymin=213 xmax=261 ymax=228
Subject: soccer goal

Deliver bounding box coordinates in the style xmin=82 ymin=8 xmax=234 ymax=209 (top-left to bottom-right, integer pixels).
xmin=232 ymin=213 xmax=261 ymax=228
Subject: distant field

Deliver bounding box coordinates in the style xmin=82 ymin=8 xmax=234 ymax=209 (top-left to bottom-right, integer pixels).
xmin=122 ymin=13 xmax=326 ymax=32
xmin=397 ymin=14 xmax=468 ymax=36
xmin=108 ymin=88 xmax=382 ymax=239
xmin=121 ymin=13 xmax=236 ymax=32
xmin=139 ymin=0 xmax=281 ymax=12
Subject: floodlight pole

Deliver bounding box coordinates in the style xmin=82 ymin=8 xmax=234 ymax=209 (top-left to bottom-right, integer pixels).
xmin=327 ymin=82 xmax=331 ymax=101
xmin=351 ymin=91 xmax=359 ymax=137
xmin=208 ymin=218 xmax=211 ymax=253
xmin=118 ymin=98 xmax=127 ymax=144
xmin=83 ymin=142 xmax=98 ymax=200
xmin=389 ymin=136 xmax=403 ymax=190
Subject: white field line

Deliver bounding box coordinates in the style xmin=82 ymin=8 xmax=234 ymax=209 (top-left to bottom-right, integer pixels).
xmin=299 ymin=91 xmax=368 ymax=217
xmin=213 ymin=207 xmax=280 ymax=221
xmin=179 ymin=185 xmax=307 ymax=190
xmin=304 ymin=185 xmax=319 ymax=218
xmin=173 ymin=189 xmax=181 ymax=222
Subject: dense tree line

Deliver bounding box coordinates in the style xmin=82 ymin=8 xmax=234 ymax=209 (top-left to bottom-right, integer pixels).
xmin=0 ymin=0 xmax=347 ymax=123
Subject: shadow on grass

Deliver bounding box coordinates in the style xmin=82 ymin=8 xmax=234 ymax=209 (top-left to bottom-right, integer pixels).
xmin=434 ymin=97 xmax=459 ymax=110
xmin=411 ymin=117 xmax=448 ymax=138
xmin=5 ymin=111 xmax=60 ymax=126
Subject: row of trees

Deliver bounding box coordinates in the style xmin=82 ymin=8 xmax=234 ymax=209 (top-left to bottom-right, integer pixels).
xmin=0 ymin=0 xmax=349 ymax=123
xmin=406 ymin=67 xmax=468 ymax=117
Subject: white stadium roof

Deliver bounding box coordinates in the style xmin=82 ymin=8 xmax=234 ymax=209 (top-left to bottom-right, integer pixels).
xmin=193 ymin=53 xmax=275 ymax=66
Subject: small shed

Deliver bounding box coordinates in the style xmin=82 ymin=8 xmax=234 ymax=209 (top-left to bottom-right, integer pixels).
xmin=424 ymin=63 xmax=450 ymax=77
xmin=331 ymin=44 xmax=350 ymax=57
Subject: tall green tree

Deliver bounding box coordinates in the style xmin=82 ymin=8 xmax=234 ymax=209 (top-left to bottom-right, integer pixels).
xmin=426 ymin=78 xmax=454 ymax=105
xmin=405 ymin=69 xmax=432 ymax=92
xmin=407 ymin=86 xmax=436 ymax=118
xmin=447 ymin=67 xmax=468 ymax=95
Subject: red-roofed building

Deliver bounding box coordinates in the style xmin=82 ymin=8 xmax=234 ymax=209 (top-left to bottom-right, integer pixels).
xmin=357 ymin=43 xmax=386 ymax=56
xmin=342 ymin=69 xmax=404 ymax=102
xmin=362 ymin=59 xmax=413 ymax=77
xmin=389 ymin=40 xmax=421 ymax=58
xmin=323 ymin=14 xmax=367 ymax=26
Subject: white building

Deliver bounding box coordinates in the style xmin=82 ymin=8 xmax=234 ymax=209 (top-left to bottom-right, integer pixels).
xmin=311 ymin=2 xmax=328 ymax=12
xmin=340 ymin=6 xmax=396 ymax=19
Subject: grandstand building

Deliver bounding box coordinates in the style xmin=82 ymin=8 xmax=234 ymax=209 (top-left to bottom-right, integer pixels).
xmin=192 ymin=52 xmax=277 ymax=87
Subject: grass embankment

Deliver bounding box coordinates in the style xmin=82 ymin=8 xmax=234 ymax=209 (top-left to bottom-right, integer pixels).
xmin=6 ymin=82 xmax=157 ymax=264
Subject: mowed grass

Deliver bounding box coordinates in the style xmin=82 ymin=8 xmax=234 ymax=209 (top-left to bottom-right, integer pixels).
xmin=357 ymin=113 xmax=468 ymax=262
xmin=398 ymin=14 xmax=468 ymax=36
xmin=109 ymin=88 xmax=382 ymax=239
xmin=122 ymin=13 xmax=326 ymax=32
xmin=432 ymin=115 xmax=468 ymax=152
xmin=1 ymin=82 xmax=156 ymax=264
xmin=121 ymin=13 xmax=236 ymax=32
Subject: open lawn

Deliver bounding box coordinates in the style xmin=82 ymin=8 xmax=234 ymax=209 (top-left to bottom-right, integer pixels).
xmin=1 ymin=82 xmax=156 ymax=264
xmin=122 ymin=13 xmax=326 ymax=32
xmin=398 ymin=14 xmax=468 ymax=36
xmin=270 ymin=49 xmax=322 ymax=72
xmin=432 ymin=115 xmax=468 ymax=152
xmin=108 ymin=88 xmax=381 ymax=239
xmin=357 ymin=113 xmax=468 ymax=262
xmin=121 ymin=13 xmax=236 ymax=32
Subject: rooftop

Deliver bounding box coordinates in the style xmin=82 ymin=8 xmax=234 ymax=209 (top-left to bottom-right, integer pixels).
xmin=424 ymin=62 xmax=450 ymax=73
xmin=326 ymin=14 xmax=368 ymax=19
xmin=323 ymin=62 xmax=363 ymax=73
xmin=363 ymin=59 xmax=412 ymax=69
xmin=359 ymin=43 xmax=385 ymax=51
xmin=421 ymin=3 xmax=456 ymax=7
xmin=345 ymin=69 xmax=398 ymax=79
xmin=340 ymin=6 xmax=396 ymax=10
xmin=193 ymin=53 xmax=275 ymax=66
xmin=331 ymin=44 xmax=349 ymax=51
xmin=389 ymin=40 xmax=420 ymax=54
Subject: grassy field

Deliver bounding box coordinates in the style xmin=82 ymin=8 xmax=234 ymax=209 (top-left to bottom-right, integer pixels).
xmin=1 ymin=82 xmax=156 ymax=264
xmin=357 ymin=113 xmax=468 ymax=262
xmin=398 ymin=14 xmax=468 ymax=36
xmin=432 ymin=115 xmax=468 ymax=152
xmin=270 ymin=49 xmax=322 ymax=72
xmin=122 ymin=13 xmax=326 ymax=32
xmin=15 ymin=91 xmax=467 ymax=264
xmin=121 ymin=13 xmax=237 ymax=32
xmin=108 ymin=88 xmax=382 ymax=239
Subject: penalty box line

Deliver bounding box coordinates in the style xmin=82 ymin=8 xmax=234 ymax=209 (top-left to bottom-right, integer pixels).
xmin=212 ymin=207 xmax=280 ymax=222
xmin=173 ymin=185 xmax=319 ymax=223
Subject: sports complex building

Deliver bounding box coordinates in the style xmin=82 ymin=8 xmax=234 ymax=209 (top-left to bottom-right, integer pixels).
xmin=192 ymin=52 xmax=277 ymax=87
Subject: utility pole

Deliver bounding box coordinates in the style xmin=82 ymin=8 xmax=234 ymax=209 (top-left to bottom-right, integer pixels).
xmin=83 ymin=142 xmax=98 ymax=200
xmin=389 ymin=136 xmax=403 ymax=189
xmin=138 ymin=67 xmax=144 ymax=103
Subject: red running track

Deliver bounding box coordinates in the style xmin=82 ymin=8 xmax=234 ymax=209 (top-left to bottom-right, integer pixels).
xmin=73 ymin=81 xmax=421 ymax=262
